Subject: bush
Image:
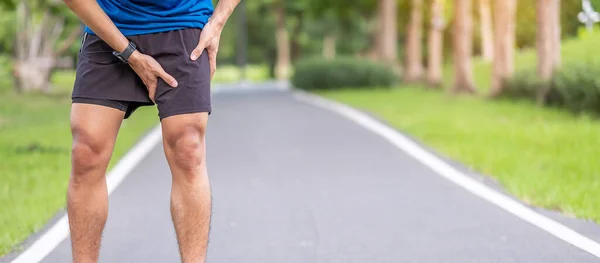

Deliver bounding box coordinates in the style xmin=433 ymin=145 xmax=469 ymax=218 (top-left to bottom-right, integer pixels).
xmin=552 ymin=64 xmax=600 ymax=114
xmin=500 ymin=29 xmax=600 ymax=115
xmin=502 ymin=69 xmax=540 ymax=100
xmin=502 ymin=63 xmax=600 ymax=115
xmin=291 ymin=57 xmax=399 ymax=91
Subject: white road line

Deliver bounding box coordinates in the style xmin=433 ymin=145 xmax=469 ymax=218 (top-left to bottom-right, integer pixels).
xmin=293 ymin=90 xmax=600 ymax=259
xmin=11 ymin=125 xmax=163 ymax=263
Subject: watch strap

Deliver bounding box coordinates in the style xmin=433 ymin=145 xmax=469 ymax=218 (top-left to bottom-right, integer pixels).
xmin=113 ymin=41 xmax=137 ymax=63
xmin=121 ymin=41 xmax=136 ymax=61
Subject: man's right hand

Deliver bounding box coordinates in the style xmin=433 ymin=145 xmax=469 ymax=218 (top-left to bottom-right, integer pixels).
xmin=128 ymin=51 xmax=178 ymax=103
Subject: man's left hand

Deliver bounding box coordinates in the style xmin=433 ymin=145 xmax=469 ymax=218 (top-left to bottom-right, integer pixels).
xmin=190 ymin=20 xmax=223 ymax=79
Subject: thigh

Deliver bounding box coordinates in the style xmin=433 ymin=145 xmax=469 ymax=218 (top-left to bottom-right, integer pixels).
xmin=142 ymin=29 xmax=212 ymax=120
xmin=70 ymin=102 xmax=125 ymax=150
xmin=161 ymin=112 xmax=209 ymax=143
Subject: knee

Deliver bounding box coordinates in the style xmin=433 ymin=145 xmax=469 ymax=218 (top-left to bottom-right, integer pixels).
xmin=71 ymin=126 xmax=112 ymax=183
xmin=165 ymin=124 xmax=205 ymax=174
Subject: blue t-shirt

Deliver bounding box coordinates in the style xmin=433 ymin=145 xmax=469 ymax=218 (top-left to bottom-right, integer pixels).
xmin=85 ymin=0 xmax=214 ymax=36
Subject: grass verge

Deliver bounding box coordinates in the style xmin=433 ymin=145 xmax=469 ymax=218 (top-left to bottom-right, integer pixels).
xmin=0 ymin=70 xmax=159 ymax=256
xmin=211 ymin=64 xmax=271 ymax=83
xmin=319 ymin=86 xmax=600 ymax=222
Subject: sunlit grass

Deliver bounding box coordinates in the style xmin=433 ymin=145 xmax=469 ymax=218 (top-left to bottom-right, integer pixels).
xmin=211 ymin=64 xmax=271 ymax=83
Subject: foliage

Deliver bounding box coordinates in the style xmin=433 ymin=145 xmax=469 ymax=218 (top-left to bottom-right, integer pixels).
xmin=552 ymin=62 xmax=600 ymax=114
xmin=0 ymin=0 xmax=82 ymax=57
xmin=292 ymin=56 xmax=399 ymax=90
xmin=0 ymin=55 xmax=12 ymax=90
xmin=509 ymin=0 xmax=600 ymax=49
xmin=0 ymin=6 xmax=15 ymax=52
xmin=1 ymin=0 xmax=599 ymax=65
xmin=501 ymin=69 xmax=540 ymax=100
xmin=501 ymin=29 xmax=600 ymax=115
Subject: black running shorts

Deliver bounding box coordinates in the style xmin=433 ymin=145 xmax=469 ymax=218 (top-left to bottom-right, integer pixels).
xmin=72 ymin=28 xmax=211 ymax=120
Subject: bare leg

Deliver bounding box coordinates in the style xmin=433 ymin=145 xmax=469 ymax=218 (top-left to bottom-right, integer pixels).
xmin=161 ymin=113 xmax=211 ymax=263
xmin=68 ymin=103 xmax=124 ymax=263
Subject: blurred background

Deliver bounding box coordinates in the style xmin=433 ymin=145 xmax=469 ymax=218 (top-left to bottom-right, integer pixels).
xmin=2 ymin=0 xmax=600 ymax=258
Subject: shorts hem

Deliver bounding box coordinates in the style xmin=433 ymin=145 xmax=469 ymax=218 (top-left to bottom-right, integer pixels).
xmin=72 ymin=97 xmax=154 ymax=119
xmin=72 ymin=97 xmax=127 ymax=112
xmin=159 ymin=108 xmax=212 ymax=121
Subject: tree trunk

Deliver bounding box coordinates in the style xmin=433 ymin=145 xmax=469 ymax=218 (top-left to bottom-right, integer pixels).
xmin=323 ymin=34 xmax=337 ymax=60
xmin=479 ymin=0 xmax=494 ymax=61
xmin=275 ymin=0 xmax=291 ymax=80
xmin=451 ymin=0 xmax=477 ymax=93
xmin=405 ymin=0 xmax=424 ymax=82
xmin=377 ymin=0 xmax=399 ymax=69
xmin=14 ymin=58 xmax=54 ymax=92
xmin=536 ymin=0 xmax=554 ymax=82
xmin=536 ymin=0 xmax=561 ymax=103
xmin=427 ymin=0 xmax=445 ymax=87
xmin=551 ymin=0 xmax=561 ymax=68
xmin=489 ymin=0 xmax=517 ymax=96
xmin=12 ymin=1 xmax=81 ymax=92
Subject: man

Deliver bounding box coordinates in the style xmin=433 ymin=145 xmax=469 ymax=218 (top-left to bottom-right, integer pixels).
xmin=62 ymin=0 xmax=240 ymax=262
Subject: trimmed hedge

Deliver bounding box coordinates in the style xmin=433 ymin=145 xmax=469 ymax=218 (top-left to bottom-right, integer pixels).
xmin=502 ymin=30 xmax=600 ymax=115
xmin=503 ymin=65 xmax=600 ymax=115
xmin=502 ymin=69 xmax=540 ymax=100
xmin=291 ymin=57 xmax=399 ymax=91
xmin=553 ymin=64 xmax=600 ymax=114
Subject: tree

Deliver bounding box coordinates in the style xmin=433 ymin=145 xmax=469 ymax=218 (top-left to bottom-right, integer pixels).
xmin=274 ymin=0 xmax=290 ymax=80
xmin=489 ymin=0 xmax=517 ymax=96
xmin=321 ymin=13 xmax=338 ymax=60
xmin=451 ymin=0 xmax=476 ymax=93
xmin=427 ymin=0 xmax=445 ymax=86
xmin=300 ymin=0 xmax=376 ymax=61
xmin=536 ymin=0 xmax=561 ymax=103
xmin=8 ymin=0 xmax=82 ymax=92
xmin=303 ymin=4 xmax=341 ymax=60
xmin=405 ymin=0 xmax=424 ymax=82
xmin=551 ymin=0 xmax=561 ymax=68
xmin=479 ymin=0 xmax=493 ymax=61
xmin=376 ymin=0 xmax=399 ymax=69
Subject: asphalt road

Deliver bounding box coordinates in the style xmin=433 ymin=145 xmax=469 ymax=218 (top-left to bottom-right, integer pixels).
xmin=19 ymin=87 xmax=600 ymax=262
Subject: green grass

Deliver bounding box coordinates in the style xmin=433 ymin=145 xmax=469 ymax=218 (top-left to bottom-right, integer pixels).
xmin=0 ymin=70 xmax=160 ymax=256
xmin=320 ymin=86 xmax=600 ymax=222
xmin=211 ymin=64 xmax=271 ymax=83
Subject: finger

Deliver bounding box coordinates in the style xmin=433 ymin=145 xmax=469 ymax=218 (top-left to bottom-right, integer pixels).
xmin=156 ymin=67 xmax=178 ymax=88
xmin=147 ymin=80 xmax=157 ymax=103
xmin=149 ymin=89 xmax=156 ymax=104
xmin=209 ymin=49 xmax=217 ymax=79
xmin=191 ymin=40 xmax=206 ymax=61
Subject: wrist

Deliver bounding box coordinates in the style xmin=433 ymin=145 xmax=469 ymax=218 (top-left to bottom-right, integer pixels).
xmin=208 ymin=15 xmax=227 ymax=30
xmin=113 ymin=40 xmax=138 ymax=64
xmin=128 ymin=50 xmax=142 ymax=65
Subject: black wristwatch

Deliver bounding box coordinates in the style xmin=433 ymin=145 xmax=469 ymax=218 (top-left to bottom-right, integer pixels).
xmin=113 ymin=40 xmax=137 ymax=64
